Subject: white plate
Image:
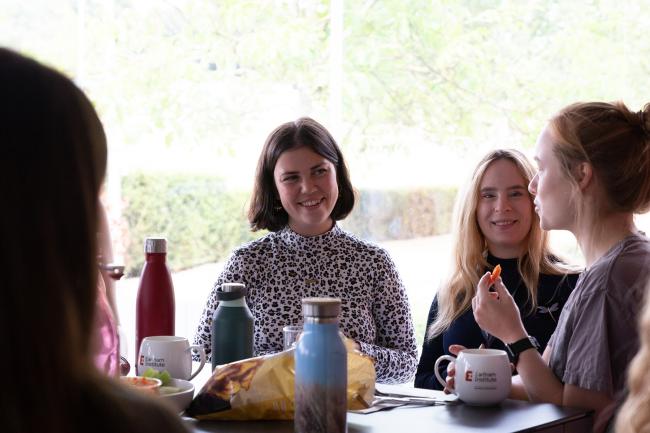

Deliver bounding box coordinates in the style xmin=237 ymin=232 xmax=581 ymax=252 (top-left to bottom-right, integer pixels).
xmin=158 ymin=378 xmax=195 ymax=413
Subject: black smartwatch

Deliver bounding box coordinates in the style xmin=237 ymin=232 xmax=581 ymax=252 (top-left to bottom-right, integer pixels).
xmin=506 ymin=335 xmax=540 ymax=366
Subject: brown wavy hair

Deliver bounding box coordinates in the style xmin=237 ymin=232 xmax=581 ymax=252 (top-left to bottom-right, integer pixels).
xmin=0 ymin=47 xmax=108 ymax=432
xmin=248 ymin=117 xmax=355 ymax=232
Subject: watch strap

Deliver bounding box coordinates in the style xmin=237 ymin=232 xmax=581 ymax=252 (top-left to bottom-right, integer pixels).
xmin=506 ymin=336 xmax=540 ymax=366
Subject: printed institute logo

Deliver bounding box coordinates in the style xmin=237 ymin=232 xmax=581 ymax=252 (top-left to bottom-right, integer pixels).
xmin=139 ymin=354 xmax=144 ymax=365
xmin=465 ymin=370 xmax=473 ymax=381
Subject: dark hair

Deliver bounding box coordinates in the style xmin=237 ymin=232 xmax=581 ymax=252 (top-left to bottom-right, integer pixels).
xmin=248 ymin=117 xmax=355 ymax=231
xmin=0 ymin=48 xmax=107 ymax=431
xmin=550 ymin=101 xmax=650 ymax=213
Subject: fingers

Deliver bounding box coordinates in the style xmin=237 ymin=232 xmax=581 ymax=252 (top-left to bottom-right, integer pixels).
xmin=493 ymin=277 xmax=509 ymax=297
xmin=448 ymin=344 xmax=466 ymax=356
xmin=444 ymin=361 xmax=456 ymax=393
xmin=476 ymin=272 xmax=492 ymax=300
xmin=444 ymin=376 xmax=455 ymax=394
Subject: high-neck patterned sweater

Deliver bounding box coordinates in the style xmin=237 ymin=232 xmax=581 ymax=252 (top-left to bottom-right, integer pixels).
xmin=194 ymin=224 xmax=418 ymax=384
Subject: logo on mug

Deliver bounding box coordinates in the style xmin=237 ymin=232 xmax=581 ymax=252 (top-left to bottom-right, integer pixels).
xmin=139 ymin=354 xmax=144 ymax=366
xmin=465 ymin=370 xmax=473 ymax=381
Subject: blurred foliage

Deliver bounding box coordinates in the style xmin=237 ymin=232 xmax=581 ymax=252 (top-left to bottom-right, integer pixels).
xmin=2 ymin=0 xmax=649 ymax=271
xmin=343 ymin=187 xmax=457 ymax=241
xmin=121 ymin=173 xmax=456 ymax=275
xmin=121 ymin=172 xmax=254 ymax=276
xmin=3 ymin=0 xmax=649 ymax=174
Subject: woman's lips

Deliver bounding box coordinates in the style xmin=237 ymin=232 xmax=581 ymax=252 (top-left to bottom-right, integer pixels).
xmin=299 ymin=198 xmax=324 ymax=208
xmin=491 ymin=219 xmax=517 ymax=228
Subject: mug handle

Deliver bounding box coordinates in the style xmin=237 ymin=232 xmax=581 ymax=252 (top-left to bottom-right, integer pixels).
xmin=434 ymin=354 xmax=457 ymax=391
xmin=188 ymin=345 xmax=206 ymax=381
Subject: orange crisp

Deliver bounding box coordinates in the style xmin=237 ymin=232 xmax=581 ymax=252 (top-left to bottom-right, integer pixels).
xmin=489 ymin=264 xmax=502 ymax=285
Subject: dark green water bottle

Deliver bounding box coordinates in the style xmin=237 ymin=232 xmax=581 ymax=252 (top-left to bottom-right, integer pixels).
xmin=210 ymin=282 xmax=254 ymax=370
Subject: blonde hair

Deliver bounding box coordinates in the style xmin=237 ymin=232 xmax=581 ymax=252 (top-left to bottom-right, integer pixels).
xmin=428 ymin=149 xmax=569 ymax=339
xmin=615 ymin=285 xmax=650 ymax=433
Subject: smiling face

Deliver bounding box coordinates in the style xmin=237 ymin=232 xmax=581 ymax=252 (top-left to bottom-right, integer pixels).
xmin=528 ymin=125 xmax=577 ymax=231
xmin=476 ymin=158 xmax=534 ymax=258
xmin=273 ymin=146 xmax=338 ymax=236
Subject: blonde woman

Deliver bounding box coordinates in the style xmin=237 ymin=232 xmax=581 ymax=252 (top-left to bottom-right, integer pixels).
xmin=415 ymin=149 xmax=578 ymax=390
xmin=615 ymin=286 xmax=650 ymax=433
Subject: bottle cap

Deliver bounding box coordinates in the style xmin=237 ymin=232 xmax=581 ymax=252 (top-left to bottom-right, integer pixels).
xmin=144 ymin=237 xmax=167 ymax=253
xmin=216 ymin=282 xmax=247 ymax=301
xmin=302 ymin=297 xmax=341 ymax=318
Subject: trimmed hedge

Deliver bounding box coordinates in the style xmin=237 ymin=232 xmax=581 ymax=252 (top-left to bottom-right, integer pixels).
xmin=121 ymin=173 xmax=255 ymax=277
xmin=342 ymin=188 xmax=457 ymax=241
xmin=121 ymin=173 xmax=457 ymax=276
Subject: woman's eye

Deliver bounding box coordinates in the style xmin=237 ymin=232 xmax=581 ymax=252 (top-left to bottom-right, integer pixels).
xmin=481 ymin=193 xmax=495 ymax=199
xmin=314 ymin=168 xmax=327 ymax=176
xmin=282 ymin=175 xmax=298 ymax=183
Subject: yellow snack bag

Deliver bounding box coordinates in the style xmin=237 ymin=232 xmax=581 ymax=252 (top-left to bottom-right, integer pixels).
xmin=186 ymin=339 xmax=375 ymax=420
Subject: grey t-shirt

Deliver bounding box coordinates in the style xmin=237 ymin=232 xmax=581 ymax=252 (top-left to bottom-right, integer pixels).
xmin=548 ymin=233 xmax=650 ymax=395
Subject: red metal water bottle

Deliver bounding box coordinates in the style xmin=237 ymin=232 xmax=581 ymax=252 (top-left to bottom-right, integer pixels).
xmin=135 ymin=237 xmax=175 ymax=361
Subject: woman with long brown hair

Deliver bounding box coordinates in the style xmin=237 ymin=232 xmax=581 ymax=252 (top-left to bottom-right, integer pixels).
xmin=0 ymin=48 xmax=188 ymax=433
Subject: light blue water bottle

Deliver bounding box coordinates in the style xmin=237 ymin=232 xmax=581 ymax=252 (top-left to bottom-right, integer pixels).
xmin=294 ymin=297 xmax=347 ymax=433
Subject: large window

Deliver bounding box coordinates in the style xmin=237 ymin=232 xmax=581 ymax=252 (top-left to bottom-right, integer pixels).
xmin=4 ymin=0 xmax=650 ymax=354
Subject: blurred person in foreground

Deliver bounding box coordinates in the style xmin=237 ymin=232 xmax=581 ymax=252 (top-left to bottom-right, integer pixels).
xmin=415 ymin=149 xmax=578 ymax=390
xmin=448 ymin=101 xmax=650 ymax=433
xmin=194 ymin=117 xmax=417 ymax=384
xmin=615 ymin=285 xmax=650 ymax=433
xmin=0 ymin=48 xmax=188 ymax=433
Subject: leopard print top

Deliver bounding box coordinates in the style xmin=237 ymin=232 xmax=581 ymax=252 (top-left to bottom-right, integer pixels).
xmin=193 ymin=224 xmax=418 ymax=384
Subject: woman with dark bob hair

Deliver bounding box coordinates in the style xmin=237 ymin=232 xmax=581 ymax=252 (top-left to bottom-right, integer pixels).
xmin=0 ymin=48 xmax=188 ymax=433
xmin=194 ymin=117 xmax=418 ymax=383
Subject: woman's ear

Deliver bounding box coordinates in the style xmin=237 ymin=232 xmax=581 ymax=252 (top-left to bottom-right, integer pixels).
xmin=573 ymin=162 xmax=593 ymax=191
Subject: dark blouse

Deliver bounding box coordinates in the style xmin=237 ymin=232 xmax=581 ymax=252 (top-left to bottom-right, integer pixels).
xmin=415 ymin=254 xmax=579 ymax=390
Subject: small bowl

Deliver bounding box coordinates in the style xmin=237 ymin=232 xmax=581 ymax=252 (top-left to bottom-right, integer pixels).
xmin=120 ymin=376 xmax=162 ymax=394
xmin=158 ymin=378 xmax=195 ymax=413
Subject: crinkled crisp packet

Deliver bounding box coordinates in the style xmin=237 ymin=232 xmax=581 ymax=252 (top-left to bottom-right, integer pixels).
xmin=186 ymin=339 xmax=375 ymax=420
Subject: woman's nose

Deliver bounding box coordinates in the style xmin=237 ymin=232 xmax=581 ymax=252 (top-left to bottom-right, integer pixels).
xmin=300 ymin=177 xmax=317 ymax=193
xmin=495 ymin=195 xmax=512 ymax=212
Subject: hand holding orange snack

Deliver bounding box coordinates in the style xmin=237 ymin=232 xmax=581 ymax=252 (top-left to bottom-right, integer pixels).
xmin=488 ymin=264 xmax=501 ymax=286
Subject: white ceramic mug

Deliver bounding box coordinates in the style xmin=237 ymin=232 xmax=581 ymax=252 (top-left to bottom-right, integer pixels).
xmin=434 ymin=348 xmax=511 ymax=406
xmin=137 ymin=336 xmax=206 ymax=380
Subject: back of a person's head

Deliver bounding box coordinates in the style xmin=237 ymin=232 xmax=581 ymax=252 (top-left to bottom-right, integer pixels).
xmin=550 ymin=101 xmax=650 ymax=214
xmin=615 ymin=285 xmax=650 ymax=433
xmin=0 ymin=48 xmax=107 ymax=432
